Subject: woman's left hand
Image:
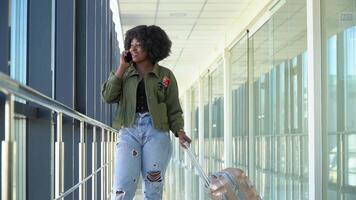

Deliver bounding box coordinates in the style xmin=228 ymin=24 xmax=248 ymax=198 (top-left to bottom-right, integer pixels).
xmin=177 ymin=130 xmax=192 ymax=149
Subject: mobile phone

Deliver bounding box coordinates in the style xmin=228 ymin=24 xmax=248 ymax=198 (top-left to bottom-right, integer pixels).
xmin=124 ymin=51 xmax=132 ymax=63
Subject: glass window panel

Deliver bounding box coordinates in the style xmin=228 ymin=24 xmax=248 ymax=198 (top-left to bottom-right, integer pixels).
xmin=302 ymin=52 xmax=308 ymax=134
xmin=279 ymin=178 xmax=286 ymax=199
xmin=302 ymin=136 xmax=309 ymax=178
xmin=345 ymin=26 xmax=356 ymax=131
xmin=249 ymin=0 xmax=308 ymax=198
xmin=328 ymin=134 xmax=338 ymax=184
xmin=327 ymin=35 xmax=337 ymax=132
xmin=10 ymin=0 xmax=27 ymax=85
xmin=322 ymin=0 xmax=356 ymax=198
xmin=230 ymin=34 xmax=248 ymax=170
xmin=279 ymin=63 xmax=286 ymax=134
xmin=346 ymin=193 xmax=356 ymax=200
xmin=293 ymin=136 xmax=301 ymax=175
xmin=190 ymin=85 xmax=199 ymax=156
xmin=202 ymin=74 xmax=211 ymax=172
xmin=270 ymin=69 xmax=277 ymax=134
xmin=210 ymin=62 xmax=224 ymax=172
xmin=9 ymin=1 xmax=28 ymax=197
xmin=179 ymin=167 xmax=185 ymax=199
xmin=347 ymin=135 xmax=356 ymax=186
xmin=188 ymin=85 xmax=200 ymax=199
xmin=292 ymin=57 xmax=299 ymax=131
xmin=328 ymin=190 xmax=338 ymax=200
xmin=293 ymin=179 xmax=300 ymax=200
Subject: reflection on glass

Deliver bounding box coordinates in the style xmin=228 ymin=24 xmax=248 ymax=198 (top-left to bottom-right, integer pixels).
xmin=347 ymin=135 xmax=356 ymax=186
xmin=211 ymin=61 xmax=224 ymax=173
xmin=230 ymin=34 xmax=249 ymax=172
xmin=250 ymin=0 xmax=308 ymax=199
xmin=191 ymin=85 xmax=199 ymax=157
xmin=10 ymin=0 xmax=28 ymax=198
xmin=164 ymin=98 xmax=188 ymax=200
xmin=202 ymin=74 xmax=211 ymax=174
xmin=190 ymin=84 xmax=200 ymax=199
xmin=322 ymin=0 xmax=356 ymax=198
xmin=202 ymin=74 xmax=211 ymax=199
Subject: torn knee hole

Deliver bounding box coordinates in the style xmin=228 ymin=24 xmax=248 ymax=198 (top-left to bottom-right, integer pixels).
xmin=116 ymin=191 xmax=125 ymax=195
xmin=132 ymin=149 xmax=138 ymax=156
xmin=147 ymin=171 xmax=162 ymax=182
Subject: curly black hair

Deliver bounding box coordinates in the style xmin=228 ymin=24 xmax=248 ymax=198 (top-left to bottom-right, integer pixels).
xmin=124 ymin=25 xmax=172 ymax=64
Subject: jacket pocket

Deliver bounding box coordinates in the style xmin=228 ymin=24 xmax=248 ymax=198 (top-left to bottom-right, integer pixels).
xmin=158 ymin=103 xmax=168 ymax=123
xmin=112 ymin=103 xmax=123 ymax=129
xmin=157 ymin=89 xmax=167 ymax=103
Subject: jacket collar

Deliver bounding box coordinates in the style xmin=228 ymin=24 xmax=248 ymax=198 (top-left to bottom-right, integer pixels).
xmin=151 ymin=63 xmax=160 ymax=77
xmin=126 ymin=63 xmax=160 ymax=78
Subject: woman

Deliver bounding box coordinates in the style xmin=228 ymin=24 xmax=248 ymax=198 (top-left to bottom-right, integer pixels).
xmin=102 ymin=25 xmax=191 ymax=200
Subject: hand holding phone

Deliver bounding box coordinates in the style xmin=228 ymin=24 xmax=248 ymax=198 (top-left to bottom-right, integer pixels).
xmin=115 ymin=51 xmax=131 ymax=78
xmin=124 ymin=51 xmax=132 ymax=63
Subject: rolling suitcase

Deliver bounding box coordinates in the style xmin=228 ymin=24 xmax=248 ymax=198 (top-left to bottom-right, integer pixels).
xmin=183 ymin=142 xmax=261 ymax=200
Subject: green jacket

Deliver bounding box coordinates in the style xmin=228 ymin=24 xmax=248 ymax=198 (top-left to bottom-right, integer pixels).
xmin=101 ymin=63 xmax=184 ymax=137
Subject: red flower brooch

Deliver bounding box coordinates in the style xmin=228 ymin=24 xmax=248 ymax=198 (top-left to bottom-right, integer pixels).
xmin=162 ymin=76 xmax=170 ymax=88
xmin=158 ymin=76 xmax=170 ymax=90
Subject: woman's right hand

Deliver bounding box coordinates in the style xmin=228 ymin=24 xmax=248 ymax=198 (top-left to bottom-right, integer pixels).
xmin=177 ymin=130 xmax=192 ymax=149
xmin=115 ymin=51 xmax=131 ymax=78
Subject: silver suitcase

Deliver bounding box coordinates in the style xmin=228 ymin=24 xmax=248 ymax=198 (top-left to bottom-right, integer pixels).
xmin=184 ymin=143 xmax=261 ymax=200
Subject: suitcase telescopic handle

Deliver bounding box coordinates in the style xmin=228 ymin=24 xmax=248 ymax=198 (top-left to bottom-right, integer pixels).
xmin=183 ymin=142 xmax=211 ymax=188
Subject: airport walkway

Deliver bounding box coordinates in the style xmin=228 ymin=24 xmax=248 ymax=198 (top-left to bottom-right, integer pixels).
xmin=0 ymin=0 xmax=355 ymax=199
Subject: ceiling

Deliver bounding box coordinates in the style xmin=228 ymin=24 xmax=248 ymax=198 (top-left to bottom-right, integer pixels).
xmin=117 ymin=0 xmax=253 ymax=90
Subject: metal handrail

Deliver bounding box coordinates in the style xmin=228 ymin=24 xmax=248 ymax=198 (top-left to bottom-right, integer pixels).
xmin=54 ymin=162 xmax=109 ymax=200
xmin=0 ymin=72 xmax=118 ymax=199
xmin=0 ymin=72 xmax=117 ymax=133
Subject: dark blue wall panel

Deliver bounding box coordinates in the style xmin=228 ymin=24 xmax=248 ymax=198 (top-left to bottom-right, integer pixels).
xmin=86 ymin=0 xmax=96 ymax=119
xmin=75 ymin=0 xmax=87 ymax=114
xmin=27 ymin=0 xmax=53 ymax=199
xmin=28 ymin=0 xmax=52 ymax=97
xmin=0 ymin=0 xmax=9 ymax=74
xmin=55 ymin=0 xmax=77 ymax=199
xmin=103 ymin=0 xmax=108 ymax=124
xmin=63 ymin=123 xmax=76 ymax=200
xmin=56 ymin=0 xmax=75 ymax=107
xmin=100 ymin=0 xmax=105 ymax=123
xmin=95 ymin=0 xmax=102 ymax=121
xmin=27 ymin=116 xmax=52 ymax=200
xmin=0 ymin=0 xmax=9 ymax=194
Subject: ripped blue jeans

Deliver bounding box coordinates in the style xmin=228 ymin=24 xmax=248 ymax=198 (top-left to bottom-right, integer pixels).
xmin=112 ymin=112 xmax=172 ymax=200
